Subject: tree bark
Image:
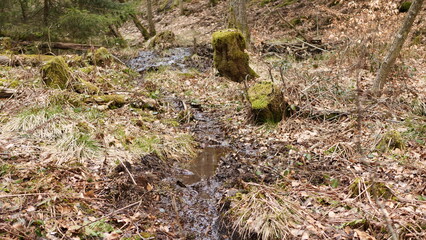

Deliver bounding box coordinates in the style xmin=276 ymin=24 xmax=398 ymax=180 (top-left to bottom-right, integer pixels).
xmin=18 ymin=0 xmax=28 ymax=23
xmin=43 ymin=0 xmax=50 ymax=26
xmin=178 ymin=0 xmax=184 ymax=15
xmin=146 ymin=0 xmax=156 ymax=37
xmin=130 ymin=14 xmax=150 ymax=40
xmin=228 ymin=0 xmax=250 ymax=46
xmin=372 ymin=0 xmax=424 ymax=95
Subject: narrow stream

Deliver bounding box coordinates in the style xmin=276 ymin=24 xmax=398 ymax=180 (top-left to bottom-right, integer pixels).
xmin=129 ymin=49 xmax=229 ymax=239
xmin=179 ymin=146 xmax=227 ymax=186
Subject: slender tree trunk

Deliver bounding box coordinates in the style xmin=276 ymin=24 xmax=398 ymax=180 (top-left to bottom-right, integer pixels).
xmin=109 ymin=24 xmax=124 ymax=39
xmin=228 ymin=0 xmax=250 ymax=46
xmin=116 ymin=0 xmax=150 ymax=40
xmin=372 ymin=0 xmax=424 ymax=95
xmin=178 ymin=0 xmax=184 ymax=15
xmin=18 ymin=0 xmax=28 ymax=23
xmin=131 ymin=14 xmax=151 ymax=40
xmin=43 ymin=0 xmax=50 ymax=26
xmin=146 ymin=0 xmax=156 ymax=36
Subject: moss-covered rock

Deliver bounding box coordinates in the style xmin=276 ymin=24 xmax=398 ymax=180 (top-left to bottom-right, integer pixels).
xmin=148 ymin=31 xmax=176 ymax=50
xmin=376 ymin=130 xmax=405 ymax=152
xmin=212 ymin=29 xmax=258 ymax=82
xmin=399 ymin=1 xmax=412 ymax=12
xmin=41 ymin=56 xmax=74 ymax=89
xmin=248 ymin=81 xmax=285 ymax=123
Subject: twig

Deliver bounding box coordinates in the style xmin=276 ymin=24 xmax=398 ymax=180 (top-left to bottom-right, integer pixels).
xmin=0 ymin=193 xmax=51 ymax=199
xmin=118 ymin=158 xmax=137 ymax=185
xmin=296 ymin=38 xmax=329 ymax=52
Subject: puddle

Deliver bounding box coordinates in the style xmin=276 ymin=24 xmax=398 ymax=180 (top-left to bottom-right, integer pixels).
xmin=180 ymin=146 xmax=228 ymax=185
xmin=127 ymin=47 xmax=193 ymax=72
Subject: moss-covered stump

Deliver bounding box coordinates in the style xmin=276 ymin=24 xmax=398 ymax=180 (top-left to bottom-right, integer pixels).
xmin=248 ymin=81 xmax=285 ymax=124
xmin=41 ymin=56 xmax=74 ymax=89
xmin=148 ymin=31 xmax=177 ymax=50
xmin=212 ymin=29 xmax=257 ymax=82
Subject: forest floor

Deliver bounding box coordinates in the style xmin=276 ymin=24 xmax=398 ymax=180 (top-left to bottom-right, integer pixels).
xmin=1 ymin=0 xmax=426 ymax=239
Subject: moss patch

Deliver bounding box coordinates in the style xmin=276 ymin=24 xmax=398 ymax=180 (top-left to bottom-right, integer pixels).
xmin=0 ymin=78 xmax=20 ymax=88
xmin=73 ymin=79 xmax=100 ymax=95
xmin=399 ymin=1 xmax=412 ymax=12
xmin=212 ymin=29 xmax=258 ymax=82
xmin=247 ymin=81 xmax=285 ymax=123
xmin=349 ymin=178 xmax=393 ymax=200
xmin=376 ymin=130 xmax=405 ymax=152
xmin=89 ymin=94 xmax=128 ymax=108
xmin=40 ymin=56 xmax=73 ymax=89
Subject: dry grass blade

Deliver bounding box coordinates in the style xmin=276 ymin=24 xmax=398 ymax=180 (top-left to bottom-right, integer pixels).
xmin=226 ymin=182 xmax=305 ymax=240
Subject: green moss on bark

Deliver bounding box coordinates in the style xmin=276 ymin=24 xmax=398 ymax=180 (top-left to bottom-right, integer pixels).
xmin=212 ymin=29 xmax=258 ymax=82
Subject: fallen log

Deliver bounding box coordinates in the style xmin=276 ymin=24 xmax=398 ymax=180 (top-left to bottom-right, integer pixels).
xmin=0 ymin=88 xmax=17 ymax=98
xmin=17 ymin=41 xmax=101 ymax=51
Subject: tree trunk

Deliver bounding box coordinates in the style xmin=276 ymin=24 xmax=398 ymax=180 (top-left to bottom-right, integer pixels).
xmin=43 ymin=0 xmax=50 ymax=26
xmin=147 ymin=0 xmax=156 ymax=37
xmin=18 ymin=0 xmax=28 ymax=23
xmin=179 ymin=0 xmax=184 ymax=15
xmin=372 ymin=0 xmax=424 ymax=95
xmin=131 ymin=14 xmax=150 ymax=40
xmin=116 ymin=0 xmax=150 ymax=40
xmin=109 ymin=24 xmax=124 ymax=40
xmin=228 ymin=0 xmax=250 ymax=46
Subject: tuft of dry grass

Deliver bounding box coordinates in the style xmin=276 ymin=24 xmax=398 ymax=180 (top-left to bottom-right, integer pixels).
xmin=226 ymin=182 xmax=305 ymax=240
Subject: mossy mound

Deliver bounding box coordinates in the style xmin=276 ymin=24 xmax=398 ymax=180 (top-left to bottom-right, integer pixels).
xmin=248 ymin=81 xmax=285 ymax=123
xmin=376 ymin=130 xmax=405 ymax=152
xmin=148 ymin=31 xmax=176 ymax=50
xmin=41 ymin=56 xmax=74 ymax=89
xmin=212 ymin=29 xmax=258 ymax=82
xmin=399 ymin=1 xmax=412 ymax=12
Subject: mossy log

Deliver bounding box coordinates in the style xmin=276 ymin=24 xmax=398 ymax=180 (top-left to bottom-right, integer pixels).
xmin=248 ymin=81 xmax=286 ymax=123
xmin=212 ymin=29 xmax=257 ymax=82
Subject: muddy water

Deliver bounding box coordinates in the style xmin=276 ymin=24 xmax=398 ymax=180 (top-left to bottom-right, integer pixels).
xmin=180 ymin=147 xmax=227 ymax=186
